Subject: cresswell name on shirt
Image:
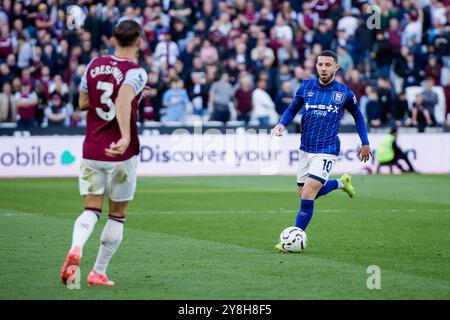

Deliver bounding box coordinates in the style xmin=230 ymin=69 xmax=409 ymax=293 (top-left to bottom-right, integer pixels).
xmin=304 ymin=102 xmax=339 ymax=116
xmin=89 ymin=64 xmax=124 ymax=84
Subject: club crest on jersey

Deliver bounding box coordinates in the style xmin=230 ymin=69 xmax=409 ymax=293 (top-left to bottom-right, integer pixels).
xmin=333 ymin=91 xmax=345 ymax=104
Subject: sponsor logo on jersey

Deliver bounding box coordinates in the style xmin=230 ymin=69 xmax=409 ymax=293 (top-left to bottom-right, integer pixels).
xmin=307 ymin=91 xmax=314 ymax=97
xmin=304 ymin=102 xmax=339 ymax=113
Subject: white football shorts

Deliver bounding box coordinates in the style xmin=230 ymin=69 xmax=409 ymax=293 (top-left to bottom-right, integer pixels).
xmin=297 ymin=150 xmax=338 ymax=186
xmin=79 ymin=156 xmax=138 ymax=202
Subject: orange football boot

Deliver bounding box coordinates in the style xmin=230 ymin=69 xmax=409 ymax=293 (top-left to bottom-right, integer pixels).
xmin=60 ymin=247 xmax=81 ymax=285
xmin=87 ymin=270 xmax=115 ymax=286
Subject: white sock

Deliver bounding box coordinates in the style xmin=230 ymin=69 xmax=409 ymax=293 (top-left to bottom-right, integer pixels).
xmin=71 ymin=210 xmax=100 ymax=256
xmin=93 ymin=216 xmax=124 ymax=275
xmin=337 ymin=180 xmax=344 ymax=189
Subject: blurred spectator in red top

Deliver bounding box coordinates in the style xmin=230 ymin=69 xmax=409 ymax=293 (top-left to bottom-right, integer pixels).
xmin=36 ymin=66 xmax=51 ymax=100
xmin=312 ymin=0 xmax=332 ymax=19
xmin=35 ymin=3 xmax=52 ymax=33
xmin=244 ymin=1 xmax=257 ymax=25
xmin=346 ymin=68 xmax=366 ymax=102
xmin=234 ymin=75 xmax=253 ymax=123
xmin=424 ymin=55 xmax=442 ymax=85
xmin=387 ymin=18 xmax=402 ymax=55
xmin=15 ymin=81 xmax=38 ymax=128
xmin=0 ymin=25 xmax=12 ymax=61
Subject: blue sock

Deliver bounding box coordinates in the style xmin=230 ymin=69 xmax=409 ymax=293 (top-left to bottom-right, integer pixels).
xmin=315 ymin=180 xmax=339 ymax=199
xmin=295 ymin=199 xmax=314 ymax=231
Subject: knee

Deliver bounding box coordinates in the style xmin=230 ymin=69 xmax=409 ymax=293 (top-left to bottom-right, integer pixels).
xmin=302 ymin=185 xmax=319 ymax=200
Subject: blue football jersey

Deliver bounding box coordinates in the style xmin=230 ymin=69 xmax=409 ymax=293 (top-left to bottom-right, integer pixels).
xmin=291 ymin=78 xmax=361 ymax=156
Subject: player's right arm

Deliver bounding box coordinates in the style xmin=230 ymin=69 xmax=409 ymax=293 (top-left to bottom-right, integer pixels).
xmin=105 ymin=67 xmax=148 ymax=157
xmin=105 ymin=84 xmax=135 ymax=157
xmin=79 ymin=60 xmax=95 ymax=111
xmin=271 ymin=85 xmax=305 ymax=137
xmin=79 ymin=91 xmax=90 ymax=110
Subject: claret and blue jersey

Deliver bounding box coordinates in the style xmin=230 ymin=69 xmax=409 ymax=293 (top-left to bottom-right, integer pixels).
xmin=280 ymin=78 xmax=370 ymax=156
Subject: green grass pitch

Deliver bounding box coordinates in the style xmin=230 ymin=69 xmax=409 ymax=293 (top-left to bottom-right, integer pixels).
xmin=0 ymin=174 xmax=449 ymax=300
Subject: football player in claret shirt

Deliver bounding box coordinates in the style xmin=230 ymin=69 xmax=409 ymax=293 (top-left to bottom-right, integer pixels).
xmin=272 ymin=50 xmax=372 ymax=253
xmin=60 ymin=19 xmax=148 ymax=285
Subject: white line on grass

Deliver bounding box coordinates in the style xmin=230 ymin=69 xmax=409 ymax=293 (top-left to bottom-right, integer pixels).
xmin=0 ymin=212 xmax=37 ymax=217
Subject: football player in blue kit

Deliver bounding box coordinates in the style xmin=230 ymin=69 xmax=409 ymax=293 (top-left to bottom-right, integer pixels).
xmin=272 ymin=50 xmax=372 ymax=253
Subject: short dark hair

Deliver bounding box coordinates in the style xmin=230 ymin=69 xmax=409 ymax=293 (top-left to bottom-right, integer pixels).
xmin=317 ymin=50 xmax=338 ymax=63
xmin=113 ymin=19 xmax=143 ymax=47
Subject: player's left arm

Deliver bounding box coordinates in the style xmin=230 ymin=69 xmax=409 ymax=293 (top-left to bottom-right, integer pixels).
xmin=345 ymin=90 xmax=372 ymax=162
xmin=105 ymin=68 xmax=148 ymax=157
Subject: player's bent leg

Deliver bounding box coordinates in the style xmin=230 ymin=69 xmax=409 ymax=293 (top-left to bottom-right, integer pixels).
xmin=301 ymin=177 xmax=323 ymax=200
xmin=88 ymin=200 xmax=128 ymax=286
xmin=315 ymin=180 xmax=341 ymax=199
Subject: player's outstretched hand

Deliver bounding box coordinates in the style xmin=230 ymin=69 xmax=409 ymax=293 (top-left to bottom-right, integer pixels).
xmin=105 ymin=137 xmax=131 ymax=157
xmin=357 ymin=145 xmax=372 ymax=162
xmin=271 ymin=124 xmax=285 ymax=138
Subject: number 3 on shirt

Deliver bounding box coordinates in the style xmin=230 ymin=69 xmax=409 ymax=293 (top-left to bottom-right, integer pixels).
xmin=96 ymin=81 xmax=116 ymax=121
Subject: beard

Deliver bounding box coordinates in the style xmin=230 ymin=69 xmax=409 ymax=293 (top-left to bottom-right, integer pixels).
xmin=319 ymin=72 xmax=334 ymax=84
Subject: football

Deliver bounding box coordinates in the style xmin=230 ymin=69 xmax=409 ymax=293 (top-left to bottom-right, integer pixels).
xmin=279 ymin=227 xmax=308 ymax=253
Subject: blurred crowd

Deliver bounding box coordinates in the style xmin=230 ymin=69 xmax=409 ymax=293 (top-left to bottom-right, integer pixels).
xmin=0 ymin=0 xmax=449 ymax=132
